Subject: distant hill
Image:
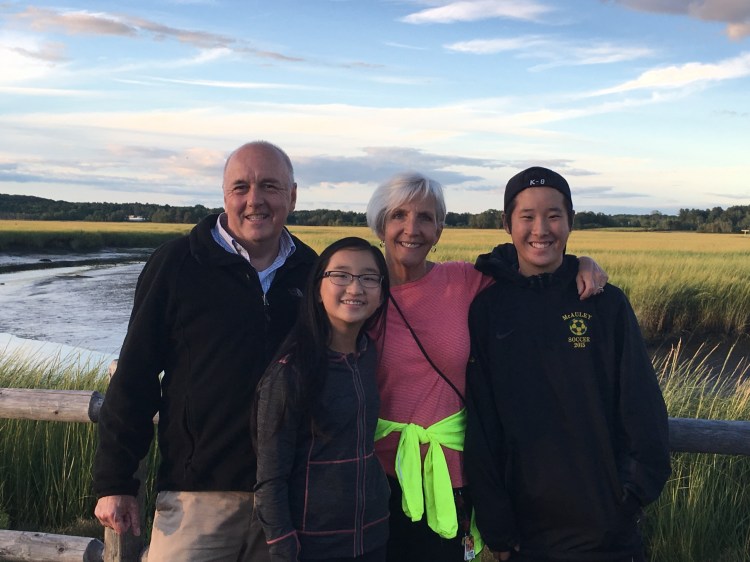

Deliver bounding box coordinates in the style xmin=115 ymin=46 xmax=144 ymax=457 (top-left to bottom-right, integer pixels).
xmin=1 ymin=193 xmax=749 ymax=231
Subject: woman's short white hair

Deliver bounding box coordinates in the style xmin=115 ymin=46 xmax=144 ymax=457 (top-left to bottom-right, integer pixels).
xmin=366 ymin=172 xmax=447 ymax=238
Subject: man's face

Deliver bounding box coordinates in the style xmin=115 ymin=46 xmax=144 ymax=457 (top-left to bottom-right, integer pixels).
xmin=505 ymin=187 xmax=570 ymax=277
xmin=222 ymin=144 xmax=297 ymax=252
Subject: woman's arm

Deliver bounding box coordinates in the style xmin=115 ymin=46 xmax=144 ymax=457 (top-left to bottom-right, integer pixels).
xmin=576 ymin=256 xmax=608 ymax=300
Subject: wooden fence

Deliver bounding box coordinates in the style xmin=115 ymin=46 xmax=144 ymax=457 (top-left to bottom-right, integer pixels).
xmin=2 ymin=386 xmax=750 ymax=561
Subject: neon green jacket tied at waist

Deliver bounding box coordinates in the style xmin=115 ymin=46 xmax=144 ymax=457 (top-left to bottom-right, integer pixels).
xmin=374 ymin=408 xmax=483 ymax=554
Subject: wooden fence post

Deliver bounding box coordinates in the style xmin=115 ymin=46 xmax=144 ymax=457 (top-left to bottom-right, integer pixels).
xmin=103 ymin=360 xmax=147 ymax=562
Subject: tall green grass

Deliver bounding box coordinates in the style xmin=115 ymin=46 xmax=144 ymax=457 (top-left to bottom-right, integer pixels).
xmin=0 ymin=351 xmax=107 ymax=532
xmin=2 ymin=344 xmax=749 ymax=559
xmin=286 ymin=227 xmax=750 ymax=340
xmin=645 ymin=341 xmax=750 ymax=562
xmin=0 ymin=351 xmax=158 ymax=537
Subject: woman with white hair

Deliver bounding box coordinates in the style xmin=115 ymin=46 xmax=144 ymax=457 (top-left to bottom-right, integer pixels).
xmin=367 ymin=172 xmax=606 ymax=562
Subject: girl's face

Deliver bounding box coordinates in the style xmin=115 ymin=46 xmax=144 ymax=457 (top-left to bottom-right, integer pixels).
xmin=319 ymin=249 xmax=383 ymax=334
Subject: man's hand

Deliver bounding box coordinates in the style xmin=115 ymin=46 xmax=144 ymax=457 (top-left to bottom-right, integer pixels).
xmin=94 ymin=495 xmax=141 ymax=536
xmin=577 ymin=256 xmax=608 ymax=300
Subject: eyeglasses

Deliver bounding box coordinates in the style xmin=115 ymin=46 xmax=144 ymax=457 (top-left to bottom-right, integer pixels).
xmin=322 ymin=271 xmax=383 ymax=288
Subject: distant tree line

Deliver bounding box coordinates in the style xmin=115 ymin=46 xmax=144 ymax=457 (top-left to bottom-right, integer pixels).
xmin=451 ymin=207 xmax=750 ymax=232
xmin=1 ymin=194 xmax=749 ymax=232
xmin=572 ymin=207 xmax=750 ymax=233
xmin=0 ymin=194 xmax=220 ymax=224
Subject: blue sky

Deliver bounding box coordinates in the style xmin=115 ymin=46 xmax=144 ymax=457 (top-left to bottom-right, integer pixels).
xmin=1 ymin=0 xmax=749 ymax=215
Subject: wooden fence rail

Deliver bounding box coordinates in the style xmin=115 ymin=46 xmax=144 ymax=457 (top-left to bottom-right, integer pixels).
xmin=0 ymin=388 xmax=104 ymax=423
xmin=0 ymin=385 xmax=144 ymax=562
xmin=2 ymin=387 xmax=750 ymax=561
xmin=0 ymin=530 xmax=103 ymax=562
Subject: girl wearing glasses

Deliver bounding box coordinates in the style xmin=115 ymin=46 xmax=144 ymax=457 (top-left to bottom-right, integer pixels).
xmin=253 ymin=237 xmax=391 ymax=562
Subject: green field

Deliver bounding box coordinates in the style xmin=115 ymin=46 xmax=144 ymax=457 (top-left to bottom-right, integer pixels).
xmin=275 ymin=226 xmax=750 ymax=341
xmin=2 ymin=220 xmax=749 ymax=339
xmin=0 ymin=219 xmax=191 ymax=252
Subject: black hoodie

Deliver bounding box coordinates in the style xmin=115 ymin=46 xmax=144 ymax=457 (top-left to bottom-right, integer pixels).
xmin=94 ymin=214 xmax=317 ymax=498
xmin=465 ymin=245 xmax=670 ymax=560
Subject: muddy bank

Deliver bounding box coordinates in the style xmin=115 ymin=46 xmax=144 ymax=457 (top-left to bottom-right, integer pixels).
xmin=0 ymin=249 xmax=152 ymax=274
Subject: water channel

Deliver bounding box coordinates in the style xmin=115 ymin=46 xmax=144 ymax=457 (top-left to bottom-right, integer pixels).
xmin=0 ymin=252 xmax=146 ymax=362
xmin=1 ymin=251 xmax=747 ymax=375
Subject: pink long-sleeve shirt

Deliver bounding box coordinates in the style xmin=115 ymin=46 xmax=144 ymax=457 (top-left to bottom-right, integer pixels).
xmin=374 ymin=261 xmax=492 ymax=487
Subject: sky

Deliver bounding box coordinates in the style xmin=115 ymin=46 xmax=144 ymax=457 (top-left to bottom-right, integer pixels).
xmin=1 ymin=0 xmax=749 ymax=215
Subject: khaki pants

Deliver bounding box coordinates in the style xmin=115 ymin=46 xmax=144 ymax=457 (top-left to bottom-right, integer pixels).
xmin=145 ymin=491 xmax=271 ymax=562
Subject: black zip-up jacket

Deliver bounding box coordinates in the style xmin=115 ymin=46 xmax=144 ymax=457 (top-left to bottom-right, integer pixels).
xmin=465 ymin=245 xmax=670 ymax=560
xmin=94 ymin=214 xmax=317 ymax=497
xmin=254 ymin=337 xmax=390 ymax=561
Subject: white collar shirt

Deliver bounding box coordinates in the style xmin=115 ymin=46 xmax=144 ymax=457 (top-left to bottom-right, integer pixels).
xmin=211 ymin=213 xmax=296 ymax=294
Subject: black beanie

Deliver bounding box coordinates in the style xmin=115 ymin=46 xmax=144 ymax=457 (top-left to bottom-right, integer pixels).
xmin=504 ymin=166 xmax=571 ymax=212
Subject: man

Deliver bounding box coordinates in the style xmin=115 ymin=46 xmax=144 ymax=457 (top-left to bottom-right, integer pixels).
xmin=465 ymin=167 xmax=670 ymax=562
xmin=93 ymin=141 xmax=317 ymax=561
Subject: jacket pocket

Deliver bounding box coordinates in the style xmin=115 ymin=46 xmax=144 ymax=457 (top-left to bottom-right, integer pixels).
xmin=181 ymin=401 xmax=197 ymax=485
xmin=299 ymin=461 xmax=356 ymax=532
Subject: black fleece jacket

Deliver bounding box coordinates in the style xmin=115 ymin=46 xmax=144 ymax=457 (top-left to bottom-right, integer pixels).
xmin=254 ymin=337 xmax=390 ymax=561
xmin=465 ymin=245 xmax=670 ymax=560
xmin=94 ymin=214 xmax=317 ymax=497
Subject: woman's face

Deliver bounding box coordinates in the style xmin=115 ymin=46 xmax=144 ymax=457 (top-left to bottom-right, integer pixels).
xmin=319 ymin=249 xmax=383 ymax=334
xmin=382 ymin=196 xmax=443 ymax=272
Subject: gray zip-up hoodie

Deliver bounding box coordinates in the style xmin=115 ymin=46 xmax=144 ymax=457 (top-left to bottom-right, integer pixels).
xmin=254 ymin=335 xmax=390 ymax=561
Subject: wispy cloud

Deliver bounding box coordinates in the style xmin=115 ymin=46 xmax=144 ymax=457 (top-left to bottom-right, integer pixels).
xmin=715 ymin=109 xmax=749 ymax=118
xmin=0 ymin=85 xmax=92 ymax=96
xmin=707 ymin=190 xmax=750 ymax=200
xmin=11 ymin=7 xmax=304 ymax=61
xmin=296 ymin=146 xmax=500 ymax=184
xmin=572 ymin=186 xmax=646 ymax=199
xmin=149 ymin=77 xmax=317 ymax=90
xmin=727 ymin=22 xmax=750 ymax=40
xmin=613 ymin=0 xmax=750 ymax=39
xmin=385 ymin=41 xmax=429 ymax=51
xmin=401 ymin=0 xmax=554 ymax=24
xmin=446 ymin=36 xmax=530 ymax=54
xmin=0 ymin=31 xmax=67 ymax=84
xmin=368 ymin=75 xmax=435 ymax=85
xmin=9 ymin=41 xmax=68 ymax=63
xmin=445 ymin=35 xmax=654 ymax=67
xmin=0 ymin=143 xmax=225 ymax=202
xmin=590 ymin=52 xmax=750 ymax=96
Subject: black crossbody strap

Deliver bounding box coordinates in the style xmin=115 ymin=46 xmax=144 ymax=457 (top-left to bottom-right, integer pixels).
xmin=389 ymin=294 xmax=466 ymax=404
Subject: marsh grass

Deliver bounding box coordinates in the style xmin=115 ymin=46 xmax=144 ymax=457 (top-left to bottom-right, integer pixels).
xmin=645 ymin=341 xmax=750 ymax=562
xmin=0 ymin=220 xmax=191 ymax=252
xmin=2 ymin=343 xmax=750 ymax=559
xmin=0 ymin=351 xmax=159 ymax=537
xmin=294 ymin=227 xmax=750 ymax=340
xmin=0 ymin=351 xmax=106 ymax=532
